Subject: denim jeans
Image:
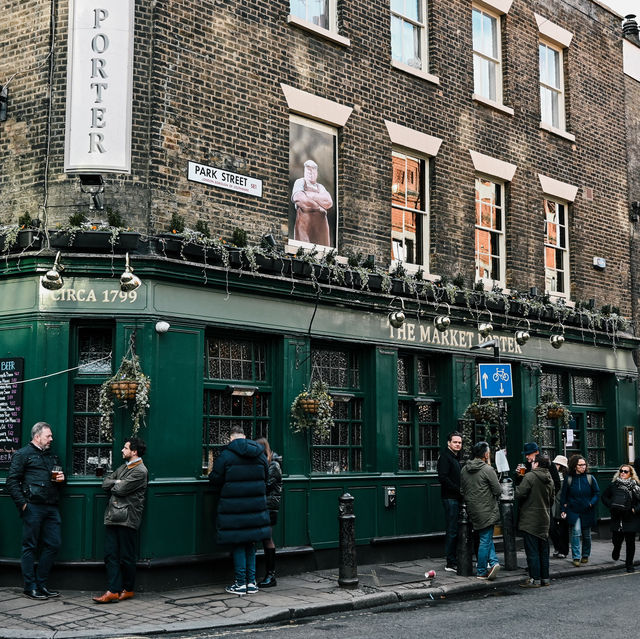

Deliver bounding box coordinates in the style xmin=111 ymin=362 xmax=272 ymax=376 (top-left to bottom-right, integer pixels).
xmin=522 ymin=532 xmax=550 ymax=580
xmin=232 ymin=543 xmax=256 ymax=585
xmin=476 ymin=526 xmax=498 ymax=576
xmin=570 ymin=518 xmax=592 ymax=560
xmin=21 ymin=504 xmax=62 ymax=590
xmin=442 ymin=499 xmax=459 ymax=566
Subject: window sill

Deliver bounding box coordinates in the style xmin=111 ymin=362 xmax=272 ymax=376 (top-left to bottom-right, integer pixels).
xmin=547 ymin=293 xmax=574 ymax=307
xmin=472 ymin=94 xmax=514 ymax=116
xmin=389 ymin=261 xmax=440 ymax=282
xmin=287 ymin=14 xmax=351 ymax=47
xmin=391 ymin=60 xmax=440 ymax=85
xmin=540 ymin=122 xmax=576 ymax=142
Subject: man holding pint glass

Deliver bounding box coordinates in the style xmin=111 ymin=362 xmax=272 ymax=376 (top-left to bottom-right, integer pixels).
xmin=6 ymin=422 xmax=65 ymax=600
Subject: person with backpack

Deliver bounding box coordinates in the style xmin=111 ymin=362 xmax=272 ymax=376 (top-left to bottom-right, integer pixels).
xmin=601 ymin=464 xmax=640 ymax=573
xmin=559 ymin=455 xmax=600 ymax=567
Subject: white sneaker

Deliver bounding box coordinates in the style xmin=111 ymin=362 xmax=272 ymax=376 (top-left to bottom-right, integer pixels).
xmin=246 ymin=583 xmax=259 ymax=594
xmin=487 ymin=564 xmax=500 ymax=581
xmin=225 ymin=583 xmax=247 ymax=595
xmin=444 ymin=565 xmax=457 ymax=572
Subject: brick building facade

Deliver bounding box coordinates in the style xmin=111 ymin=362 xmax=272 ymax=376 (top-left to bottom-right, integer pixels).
xmin=0 ymin=1 xmax=638 ymax=584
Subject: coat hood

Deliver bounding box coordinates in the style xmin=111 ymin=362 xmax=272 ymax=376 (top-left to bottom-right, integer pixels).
xmin=531 ymin=467 xmax=553 ymax=485
xmin=465 ymin=458 xmax=487 ymax=473
xmin=228 ymin=438 xmax=265 ymax=458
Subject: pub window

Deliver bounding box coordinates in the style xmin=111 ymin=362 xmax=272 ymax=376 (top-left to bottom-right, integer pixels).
xmin=538 ymin=369 xmax=568 ymax=458
xmin=310 ymin=346 xmax=362 ymax=472
xmin=202 ymin=336 xmax=271 ymax=473
xmin=71 ymin=327 xmax=113 ymax=476
xmin=397 ymin=354 xmax=440 ymax=472
xmin=572 ymin=375 xmax=600 ymax=405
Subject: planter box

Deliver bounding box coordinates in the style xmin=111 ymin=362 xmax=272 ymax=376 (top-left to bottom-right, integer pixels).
xmin=17 ymin=230 xmax=43 ymax=250
xmin=292 ymin=259 xmax=313 ymax=277
xmin=50 ymin=230 xmax=140 ymax=252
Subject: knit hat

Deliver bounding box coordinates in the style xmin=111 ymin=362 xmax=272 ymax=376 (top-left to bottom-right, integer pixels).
xmin=522 ymin=442 xmax=539 ymax=455
xmin=552 ymin=454 xmax=568 ymax=469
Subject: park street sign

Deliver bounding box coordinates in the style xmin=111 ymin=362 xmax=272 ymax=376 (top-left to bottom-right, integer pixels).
xmin=478 ymin=363 xmax=513 ymax=398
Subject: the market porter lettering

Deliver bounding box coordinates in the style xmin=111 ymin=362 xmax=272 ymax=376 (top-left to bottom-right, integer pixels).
xmin=389 ymin=321 xmax=523 ymax=354
xmin=89 ymin=8 xmax=109 ymax=154
xmin=0 ymin=357 xmax=23 ymax=468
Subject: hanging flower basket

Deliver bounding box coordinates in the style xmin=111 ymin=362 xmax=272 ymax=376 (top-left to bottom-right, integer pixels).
xmin=546 ymin=406 xmax=565 ymax=419
xmin=99 ymin=354 xmax=151 ymax=436
xmin=291 ymin=380 xmax=334 ymax=438
xmin=532 ymin=391 xmax=572 ymax=444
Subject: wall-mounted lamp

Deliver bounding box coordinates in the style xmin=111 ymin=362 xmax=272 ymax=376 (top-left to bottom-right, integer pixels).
xmin=40 ymin=251 xmax=64 ymax=290
xmin=515 ymin=319 xmax=531 ymax=346
xmin=155 ymin=321 xmax=170 ymax=334
xmin=433 ymin=303 xmax=451 ymax=332
xmin=388 ymin=297 xmax=406 ymax=328
xmin=226 ymin=385 xmax=258 ymax=397
xmin=478 ymin=311 xmax=493 ymax=337
xmin=79 ymin=174 xmax=104 ymax=210
xmin=550 ymin=334 xmax=565 ymax=349
xmin=120 ymin=253 xmax=142 ymax=292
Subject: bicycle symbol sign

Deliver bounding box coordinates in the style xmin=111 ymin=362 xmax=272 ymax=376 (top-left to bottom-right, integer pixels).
xmin=478 ymin=363 xmax=513 ymax=398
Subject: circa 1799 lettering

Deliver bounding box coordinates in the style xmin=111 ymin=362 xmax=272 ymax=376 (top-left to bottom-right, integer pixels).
xmin=47 ymin=288 xmax=138 ymax=304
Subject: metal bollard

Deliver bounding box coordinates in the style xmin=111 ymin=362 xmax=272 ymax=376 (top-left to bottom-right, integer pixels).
xmin=456 ymin=501 xmax=474 ymax=576
xmin=338 ymin=493 xmax=359 ymax=588
xmin=499 ymin=477 xmax=518 ymax=570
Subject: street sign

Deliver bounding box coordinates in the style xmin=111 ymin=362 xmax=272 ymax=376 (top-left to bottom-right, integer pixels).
xmin=478 ymin=363 xmax=513 ymax=398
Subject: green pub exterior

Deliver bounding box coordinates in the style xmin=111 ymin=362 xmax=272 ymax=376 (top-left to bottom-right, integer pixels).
xmin=0 ymin=252 xmax=637 ymax=587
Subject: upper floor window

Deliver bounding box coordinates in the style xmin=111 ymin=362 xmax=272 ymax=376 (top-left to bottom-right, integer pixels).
xmin=539 ymin=41 xmax=565 ymax=130
xmin=475 ymin=177 xmax=505 ymax=287
xmin=472 ymin=6 xmax=501 ymax=102
xmin=291 ymin=0 xmax=331 ymax=30
xmin=391 ymin=0 xmax=427 ymax=72
xmin=544 ymin=199 xmax=569 ymax=297
xmin=391 ymin=151 xmax=429 ymax=268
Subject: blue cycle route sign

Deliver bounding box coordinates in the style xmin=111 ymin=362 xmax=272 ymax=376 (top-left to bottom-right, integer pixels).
xmin=478 ymin=363 xmax=513 ymax=398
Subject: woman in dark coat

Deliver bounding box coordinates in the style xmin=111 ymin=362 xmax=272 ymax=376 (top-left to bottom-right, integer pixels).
xmin=255 ymin=437 xmax=282 ymax=588
xmin=601 ymin=463 xmax=640 ymax=573
xmin=515 ymin=454 xmax=555 ymax=587
xmin=559 ymin=454 xmax=600 ymax=567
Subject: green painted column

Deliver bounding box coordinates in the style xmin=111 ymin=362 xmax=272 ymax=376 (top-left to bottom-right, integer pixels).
xmin=370 ymin=347 xmax=398 ymax=473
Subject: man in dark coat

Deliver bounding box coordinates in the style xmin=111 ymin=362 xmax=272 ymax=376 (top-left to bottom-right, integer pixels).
xmin=209 ymin=425 xmax=270 ymax=595
xmin=93 ymin=437 xmax=148 ymax=604
xmin=437 ymin=431 xmax=463 ymax=572
xmin=515 ymin=442 xmax=561 ymax=492
xmin=6 ymin=421 xmax=65 ymax=600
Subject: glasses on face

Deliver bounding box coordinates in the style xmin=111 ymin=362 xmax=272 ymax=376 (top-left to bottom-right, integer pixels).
xmin=577 ymin=463 xmax=586 ymax=467
xmin=620 ymin=469 xmax=631 ymax=474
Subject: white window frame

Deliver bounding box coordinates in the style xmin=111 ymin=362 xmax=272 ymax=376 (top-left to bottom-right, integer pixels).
xmin=543 ymin=198 xmax=570 ymax=299
xmin=472 ymin=5 xmax=503 ymax=104
xmin=539 ymin=40 xmax=566 ymax=132
xmin=391 ymin=149 xmax=430 ymax=272
xmin=474 ymin=176 xmax=506 ymax=288
xmin=391 ymin=0 xmax=429 ymax=76
xmin=288 ymin=0 xmax=350 ymax=47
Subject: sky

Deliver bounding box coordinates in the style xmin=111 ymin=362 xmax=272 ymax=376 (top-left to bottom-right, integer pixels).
xmin=603 ymin=0 xmax=640 ymax=18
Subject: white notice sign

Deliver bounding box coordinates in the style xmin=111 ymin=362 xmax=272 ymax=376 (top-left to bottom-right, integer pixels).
xmin=188 ymin=161 xmax=263 ymax=197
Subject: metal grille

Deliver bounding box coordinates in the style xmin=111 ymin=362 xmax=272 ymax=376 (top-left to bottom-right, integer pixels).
xmin=311 ymin=348 xmax=360 ymax=389
xmin=205 ymin=337 xmax=266 ymax=381
xmin=72 ymin=384 xmax=113 ymax=475
xmin=586 ymin=411 xmax=605 ymax=467
xmin=78 ymin=329 xmax=112 ymax=375
xmin=397 ymin=400 xmax=412 ymax=470
xmin=540 ymin=370 xmax=567 ymax=403
xmin=397 ymin=356 xmax=409 ymax=394
xmin=417 ymin=356 xmax=437 ymax=394
xmin=572 ymin=375 xmax=600 ymax=405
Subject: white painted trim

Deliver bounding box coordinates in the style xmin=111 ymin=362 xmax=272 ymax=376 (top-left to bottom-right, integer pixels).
xmin=472 ymin=94 xmax=514 ymax=116
xmin=385 ymin=121 xmax=443 ymax=157
xmin=474 ymin=0 xmax=513 ymax=15
xmin=538 ymin=174 xmax=579 ymax=202
xmin=281 ymin=84 xmax=353 ymax=127
xmin=624 ymin=39 xmax=640 ymax=82
xmin=391 ymin=60 xmax=440 ymax=85
xmin=286 ymin=14 xmax=351 ymax=47
xmin=469 ymin=150 xmax=517 ymax=182
xmin=539 ymin=121 xmax=576 ymax=142
xmin=534 ymin=13 xmax=573 ymax=48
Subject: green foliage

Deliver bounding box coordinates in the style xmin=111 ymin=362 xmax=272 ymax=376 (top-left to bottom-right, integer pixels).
xmin=68 ymin=212 xmax=87 ymax=227
xmin=170 ymin=212 xmax=185 ymax=233
xmin=195 ymin=220 xmax=211 ymax=238
xmin=290 ymin=381 xmax=334 ymax=439
xmin=232 ymin=227 xmax=248 ymax=247
xmin=106 ymin=208 xmax=123 ymax=228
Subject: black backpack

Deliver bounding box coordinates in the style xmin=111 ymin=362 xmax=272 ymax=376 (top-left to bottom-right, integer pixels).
xmin=609 ymin=485 xmax=633 ymax=516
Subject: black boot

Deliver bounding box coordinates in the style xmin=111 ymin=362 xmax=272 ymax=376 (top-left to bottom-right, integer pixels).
xmin=258 ymin=547 xmax=277 ymax=588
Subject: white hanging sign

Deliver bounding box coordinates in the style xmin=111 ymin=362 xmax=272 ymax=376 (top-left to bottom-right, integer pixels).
xmin=566 ymin=429 xmax=574 ymax=445
xmin=64 ymin=0 xmax=134 ymax=173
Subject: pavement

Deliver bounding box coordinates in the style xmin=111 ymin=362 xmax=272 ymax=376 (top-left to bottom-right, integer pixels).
xmin=0 ymin=538 xmax=629 ymax=639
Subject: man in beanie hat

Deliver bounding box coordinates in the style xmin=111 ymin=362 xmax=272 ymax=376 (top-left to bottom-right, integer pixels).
xmin=515 ymin=442 xmax=561 ymax=492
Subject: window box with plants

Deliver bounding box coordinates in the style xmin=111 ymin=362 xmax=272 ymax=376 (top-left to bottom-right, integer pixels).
xmin=0 ymin=214 xmax=43 ymax=253
xmin=49 ymin=211 xmax=140 ymax=252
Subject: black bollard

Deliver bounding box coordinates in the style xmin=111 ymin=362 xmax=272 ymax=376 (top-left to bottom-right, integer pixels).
xmin=456 ymin=501 xmax=474 ymax=576
xmin=338 ymin=493 xmax=359 ymax=588
xmin=499 ymin=477 xmax=518 ymax=570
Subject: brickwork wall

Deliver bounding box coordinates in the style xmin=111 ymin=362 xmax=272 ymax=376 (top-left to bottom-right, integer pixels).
xmin=0 ymin=0 xmax=633 ymax=315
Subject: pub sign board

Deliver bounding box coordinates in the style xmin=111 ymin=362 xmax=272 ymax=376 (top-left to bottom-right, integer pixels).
xmin=0 ymin=357 xmax=24 ymax=467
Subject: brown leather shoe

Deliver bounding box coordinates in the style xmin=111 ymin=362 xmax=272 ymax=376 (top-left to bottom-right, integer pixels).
xmin=92 ymin=591 xmax=119 ymax=604
xmin=118 ymin=590 xmax=135 ymax=601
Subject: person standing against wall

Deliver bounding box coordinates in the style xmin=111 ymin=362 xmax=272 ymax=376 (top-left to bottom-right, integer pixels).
xmin=437 ymin=431 xmax=463 ymax=572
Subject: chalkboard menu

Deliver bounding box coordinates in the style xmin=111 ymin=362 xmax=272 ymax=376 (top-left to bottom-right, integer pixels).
xmin=0 ymin=357 xmax=24 ymax=467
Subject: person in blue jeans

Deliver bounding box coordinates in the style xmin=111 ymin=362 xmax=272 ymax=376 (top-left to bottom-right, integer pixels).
xmin=209 ymin=426 xmax=271 ymax=595
xmin=560 ymin=454 xmax=600 ymax=567
xmin=437 ymin=431 xmax=463 ymax=571
xmin=460 ymin=441 xmax=502 ymax=581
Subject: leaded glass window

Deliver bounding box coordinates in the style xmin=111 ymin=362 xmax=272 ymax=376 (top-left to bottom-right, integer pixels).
xmin=311 ymin=348 xmax=359 ymax=389
xmin=572 ymin=375 xmax=600 ymax=405
xmin=586 ymin=411 xmax=605 ymax=467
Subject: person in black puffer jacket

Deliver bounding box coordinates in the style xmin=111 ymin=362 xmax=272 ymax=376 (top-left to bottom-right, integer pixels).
xmin=601 ymin=463 xmax=640 ymax=573
xmin=6 ymin=422 xmax=65 ymax=600
xmin=209 ymin=426 xmax=270 ymax=595
xmin=255 ymin=437 xmax=282 ymax=588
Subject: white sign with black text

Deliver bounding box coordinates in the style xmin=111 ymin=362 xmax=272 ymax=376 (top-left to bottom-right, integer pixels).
xmin=188 ymin=161 xmax=263 ymax=197
xmin=64 ymin=0 xmax=134 ymax=173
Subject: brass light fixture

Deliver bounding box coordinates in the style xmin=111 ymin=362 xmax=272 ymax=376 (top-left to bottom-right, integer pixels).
xmin=40 ymin=251 xmax=64 ymax=290
xmin=120 ymin=253 xmax=142 ymax=292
